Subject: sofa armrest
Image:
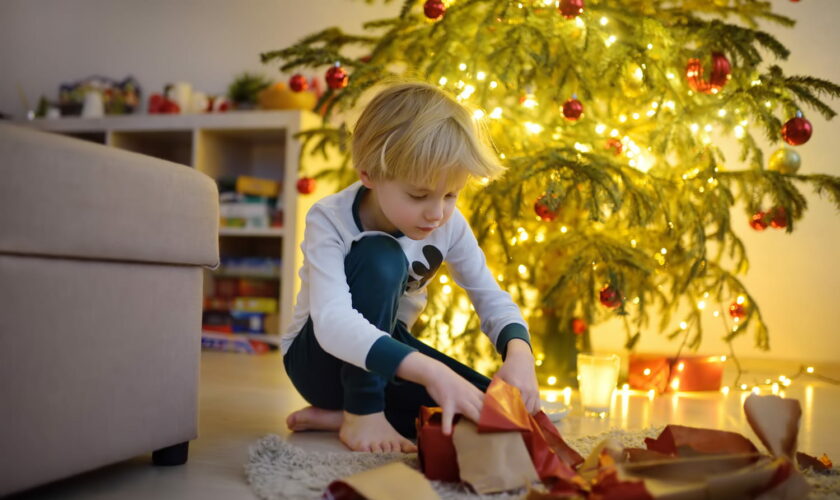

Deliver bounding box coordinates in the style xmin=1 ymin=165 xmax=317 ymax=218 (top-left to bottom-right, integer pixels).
xmin=0 ymin=123 xmax=219 ymax=268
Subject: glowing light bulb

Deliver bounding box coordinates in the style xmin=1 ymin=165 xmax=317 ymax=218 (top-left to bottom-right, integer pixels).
xmin=643 ymin=368 xmax=651 ymax=376
xmin=438 ymin=76 xmax=448 ymax=86
xmin=806 ymin=366 xmax=815 ymax=374
xmin=605 ymin=35 xmax=617 ymax=47
xmin=595 ymin=124 xmax=607 ymax=134
xmin=442 ymin=285 xmax=452 ymax=294
xmin=718 ymin=109 xmax=727 ymax=117
xmin=547 ymin=376 xmax=558 ymax=386
xmin=439 ymin=275 xmax=449 ymax=284
xmin=560 ymin=226 xmax=568 ymax=233
xmin=736 ymin=295 xmax=745 ymax=305
xmin=698 ymin=301 xmax=706 ymax=310
xmin=524 ymin=122 xmax=543 ymax=134
xmin=473 ymin=109 xmax=485 ymax=119
xmin=489 ymin=107 xmax=503 ymax=119
xmin=600 ymin=16 xmax=608 ymax=25
xmin=680 ymin=321 xmax=688 ymax=330
xmin=489 ymin=81 xmax=498 ymax=89
xmin=476 ymin=71 xmax=486 ymax=81
xmin=458 ymin=63 xmax=467 ymax=71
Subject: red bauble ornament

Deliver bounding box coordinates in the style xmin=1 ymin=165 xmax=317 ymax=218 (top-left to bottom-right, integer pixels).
xmin=606 ymin=138 xmax=623 ymax=155
xmin=571 ymin=317 xmax=587 ymax=335
xmin=325 ymin=64 xmax=349 ymax=90
xmin=296 ymin=177 xmax=317 ymax=194
xmin=729 ymin=302 xmax=746 ymax=320
xmin=685 ymin=52 xmax=731 ymax=95
xmin=424 ymin=0 xmax=446 ymax=20
xmin=749 ymin=211 xmax=768 ymax=231
xmin=769 ymin=206 xmax=788 ymax=229
xmin=562 ymin=97 xmax=583 ymax=121
xmin=599 ymin=285 xmax=622 ymax=309
xmin=559 ymin=0 xmax=584 ymax=19
xmin=781 ymin=112 xmax=812 ymax=146
xmin=289 ymin=74 xmax=308 ymax=92
xmin=534 ymin=194 xmax=559 ymax=221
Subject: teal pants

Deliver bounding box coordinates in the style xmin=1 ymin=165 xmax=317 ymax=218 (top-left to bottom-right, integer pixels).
xmin=283 ymin=235 xmax=490 ymax=439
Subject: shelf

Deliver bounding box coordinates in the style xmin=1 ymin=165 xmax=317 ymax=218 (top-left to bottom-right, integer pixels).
xmin=219 ymin=227 xmax=284 ymax=237
xmin=201 ymin=331 xmax=282 ymax=345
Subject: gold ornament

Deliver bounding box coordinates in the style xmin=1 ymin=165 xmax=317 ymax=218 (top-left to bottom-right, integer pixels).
xmin=768 ymin=147 xmax=801 ymax=175
xmin=621 ymin=63 xmax=645 ymax=98
xmin=713 ymin=0 xmax=728 ymax=6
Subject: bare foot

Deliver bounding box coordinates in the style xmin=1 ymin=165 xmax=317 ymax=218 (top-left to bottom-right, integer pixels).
xmin=286 ymin=406 xmax=343 ymax=432
xmin=339 ymin=411 xmax=418 ymax=453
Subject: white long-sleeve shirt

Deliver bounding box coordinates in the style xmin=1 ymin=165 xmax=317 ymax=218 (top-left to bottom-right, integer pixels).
xmin=280 ymin=181 xmax=530 ymax=379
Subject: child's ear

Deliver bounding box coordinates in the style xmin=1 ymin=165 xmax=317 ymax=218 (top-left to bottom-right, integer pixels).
xmin=359 ymin=170 xmax=376 ymax=189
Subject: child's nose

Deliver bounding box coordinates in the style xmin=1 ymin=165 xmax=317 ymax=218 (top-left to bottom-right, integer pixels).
xmin=425 ymin=201 xmax=443 ymax=222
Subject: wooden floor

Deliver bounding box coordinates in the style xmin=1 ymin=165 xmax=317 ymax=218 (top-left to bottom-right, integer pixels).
xmin=11 ymin=351 xmax=840 ymax=499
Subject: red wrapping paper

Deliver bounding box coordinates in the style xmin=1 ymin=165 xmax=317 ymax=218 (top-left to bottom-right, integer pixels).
xmin=628 ymin=354 xmax=724 ymax=392
xmin=416 ymin=378 xmax=585 ymax=493
xmin=415 ymin=406 xmax=461 ymax=483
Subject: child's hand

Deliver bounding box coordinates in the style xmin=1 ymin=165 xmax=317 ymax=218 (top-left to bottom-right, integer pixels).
xmin=495 ymin=339 xmax=540 ymax=414
xmin=396 ymin=352 xmax=484 ymax=436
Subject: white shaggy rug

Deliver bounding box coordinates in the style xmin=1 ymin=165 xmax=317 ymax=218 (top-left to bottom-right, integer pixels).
xmin=245 ymin=429 xmax=840 ymax=500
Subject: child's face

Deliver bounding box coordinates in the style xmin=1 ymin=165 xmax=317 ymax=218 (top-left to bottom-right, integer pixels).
xmin=362 ymin=170 xmax=468 ymax=240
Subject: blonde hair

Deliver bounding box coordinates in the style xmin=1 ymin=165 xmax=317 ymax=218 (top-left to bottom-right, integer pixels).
xmin=351 ymin=81 xmax=504 ymax=189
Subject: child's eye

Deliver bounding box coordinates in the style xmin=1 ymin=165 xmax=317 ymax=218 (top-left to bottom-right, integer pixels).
xmin=445 ymin=193 xmax=457 ymax=199
xmin=409 ymin=194 xmax=426 ymax=200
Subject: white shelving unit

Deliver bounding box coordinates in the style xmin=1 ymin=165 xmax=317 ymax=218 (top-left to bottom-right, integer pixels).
xmin=23 ymin=110 xmax=335 ymax=337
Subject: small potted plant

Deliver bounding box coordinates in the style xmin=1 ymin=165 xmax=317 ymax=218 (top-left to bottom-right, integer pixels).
xmin=227 ymin=72 xmax=272 ymax=110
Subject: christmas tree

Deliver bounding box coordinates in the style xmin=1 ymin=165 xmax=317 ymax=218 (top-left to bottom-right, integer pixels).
xmin=263 ymin=0 xmax=840 ymax=385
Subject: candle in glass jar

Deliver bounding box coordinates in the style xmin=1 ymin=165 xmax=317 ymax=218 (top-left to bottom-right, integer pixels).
xmin=577 ymin=353 xmax=620 ymax=416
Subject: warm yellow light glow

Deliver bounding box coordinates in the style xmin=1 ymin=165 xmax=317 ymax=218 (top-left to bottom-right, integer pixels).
xmin=718 ymin=109 xmax=727 ymax=117
xmin=442 ymin=284 xmax=452 ymax=294
xmin=664 ymin=100 xmax=675 ymax=111
xmin=575 ymin=17 xmax=585 ymax=28
xmin=574 ymin=142 xmax=591 ymax=153
xmin=479 ymin=176 xmax=490 ymax=185
xmin=438 ymin=76 xmax=448 ymax=86
xmin=736 ymin=295 xmax=745 ymax=305
xmin=535 ymin=231 xmax=545 ymax=243
xmin=648 ymin=389 xmax=656 ymax=399
xmin=752 ymin=386 xmax=761 ymax=395
xmin=610 ymin=128 xmax=619 ymax=137
xmin=600 ymin=16 xmax=608 ymax=26
xmin=545 ymin=391 xmax=557 ymax=402
xmin=619 ymin=114 xmax=628 ymax=123
xmin=704 ymin=124 xmax=713 ymax=132
xmin=633 ymin=296 xmax=640 ymax=304
xmin=698 ymin=301 xmax=706 ymax=310
xmin=522 ymin=96 xmax=538 ymax=109
xmin=458 ymin=63 xmax=467 ymax=71
xmin=721 ymin=386 xmax=730 ymax=395
xmin=499 ymin=153 xmax=506 ymax=159
xmin=439 ymin=275 xmax=449 ymax=284
xmin=630 ymin=239 xmax=637 ymax=248
xmin=734 ymin=125 xmax=745 ymax=139
xmin=643 ymin=368 xmax=652 ymax=376
xmin=472 ymin=109 xmax=485 ymax=119
xmin=666 ymin=72 xmax=676 ymax=80
xmin=524 ymin=122 xmax=543 ymax=134
xmin=713 ymin=311 xmax=720 ymax=317
xmin=497 ymin=274 xmax=504 ymax=282
xmin=476 ymin=71 xmax=486 ymax=81
xmin=671 ymin=378 xmax=680 ymax=390
xmin=720 ymin=355 xmax=727 ymax=362
xmin=677 ymin=362 xmax=685 ymax=372
xmin=547 ymin=376 xmax=558 ymax=386
xmin=660 ymin=248 xmax=667 ymax=255
xmin=489 ymin=107 xmax=503 ymax=119
xmin=622 ymin=383 xmax=630 ymax=391
xmin=518 ymin=264 xmax=528 ymax=277
xmin=646 ymin=43 xmax=653 ymax=50
xmin=595 ymin=124 xmax=607 ymax=134
xmin=489 ymin=81 xmax=498 ymax=89
xmin=632 ymin=112 xmax=640 ymax=120
xmin=751 ymin=79 xmax=762 ymax=86
xmin=772 ymin=383 xmax=780 ymax=394
xmin=806 ymin=366 xmax=815 ymax=374
xmin=457 ymin=84 xmax=476 ymax=100
xmin=690 ymin=123 xmax=700 ymax=133
xmin=605 ymin=35 xmax=617 ymax=47
xmin=560 ymin=226 xmax=568 ymax=233
xmin=456 ymin=80 xmax=465 ymax=89
xmin=740 ymin=384 xmax=748 ymax=391
xmin=680 ymin=321 xmax=688 ymax=330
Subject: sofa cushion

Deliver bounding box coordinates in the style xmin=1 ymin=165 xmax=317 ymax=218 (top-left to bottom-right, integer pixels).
xmin=0 ymin=123 xmax=219 ymax=268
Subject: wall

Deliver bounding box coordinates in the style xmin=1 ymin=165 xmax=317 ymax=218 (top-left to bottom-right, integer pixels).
xmin=1 ymin=0 xmax=837 ymax=361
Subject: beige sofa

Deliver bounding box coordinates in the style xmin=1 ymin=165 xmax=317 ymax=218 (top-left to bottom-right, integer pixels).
xmin=0 ymin=123 xmax=219 ymax=496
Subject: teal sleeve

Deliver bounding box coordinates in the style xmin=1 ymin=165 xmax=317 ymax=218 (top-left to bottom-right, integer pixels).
xmin=495 ymin=323 xmax=532 ymax=360
xmin=365 ymin=335 xmax=418 ymax=380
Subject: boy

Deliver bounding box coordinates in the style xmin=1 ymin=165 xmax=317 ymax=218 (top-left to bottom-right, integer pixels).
xmin=281 ymin=81 xmax=539 ymax=453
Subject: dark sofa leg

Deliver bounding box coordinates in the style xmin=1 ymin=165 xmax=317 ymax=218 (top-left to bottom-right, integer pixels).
xmin=152 ymin=441 xmax=190 ymax=466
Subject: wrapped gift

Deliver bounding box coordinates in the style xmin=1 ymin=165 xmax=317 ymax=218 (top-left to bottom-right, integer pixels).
xmin=416 ymin=378 xmax=585 ymax=494
xmin=628 ymin=354 xmax=725 ymax=392
xmin=416 ymin=407 xmax=461 ymax=483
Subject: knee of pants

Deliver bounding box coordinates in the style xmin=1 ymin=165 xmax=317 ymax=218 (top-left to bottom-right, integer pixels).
xmin=345 ymin=235 xmax=408 ymax=288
